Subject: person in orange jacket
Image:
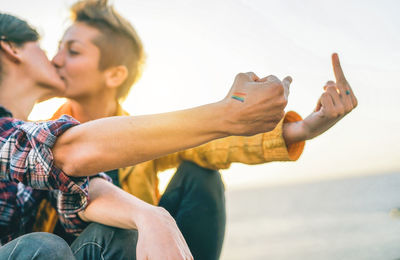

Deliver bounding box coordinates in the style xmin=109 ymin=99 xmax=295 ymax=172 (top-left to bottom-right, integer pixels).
xmin=38 ymin=1 xmax=357 ymax=259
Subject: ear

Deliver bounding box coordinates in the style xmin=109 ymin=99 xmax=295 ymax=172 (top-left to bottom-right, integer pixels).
xmin=104 ymin=65 xmax=128 ymax=89
xmin=0 ymin=40 xmax=21 ymax=63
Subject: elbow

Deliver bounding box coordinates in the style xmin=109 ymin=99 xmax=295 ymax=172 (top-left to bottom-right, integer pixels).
xmin=59 ymin=161 xmax=81 ymax=177
xmin=52 ymin=140 xmax=85 ymax=177
xmin=52 ymin=129 xmax=82 ymax=177
xmin=53 ymin=142 xmax=102 ymax=177
xmin=53 ymin=146 xmax=81 ymax=177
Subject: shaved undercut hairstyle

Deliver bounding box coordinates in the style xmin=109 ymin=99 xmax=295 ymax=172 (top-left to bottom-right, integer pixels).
xmin=71 ymin=0 xmax=145 ymax=101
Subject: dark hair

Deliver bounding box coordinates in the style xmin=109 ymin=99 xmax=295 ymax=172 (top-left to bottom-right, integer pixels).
xmin=71 ymin=0 xmax=145 ymax=101
xmin=0 ymin=13 xmax=39 ymax=83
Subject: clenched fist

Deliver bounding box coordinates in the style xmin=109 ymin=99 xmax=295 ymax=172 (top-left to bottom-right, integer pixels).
xmin=221 ymin=72 xmax=292 ymax=136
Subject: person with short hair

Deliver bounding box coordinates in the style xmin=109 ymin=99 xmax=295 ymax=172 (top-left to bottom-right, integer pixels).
xmin=37 ymin=1 xmax=358 ymax=259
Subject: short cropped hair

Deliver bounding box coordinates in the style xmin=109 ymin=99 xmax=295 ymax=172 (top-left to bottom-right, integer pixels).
xmin=70 ymin=0 xmax=145 ymax=101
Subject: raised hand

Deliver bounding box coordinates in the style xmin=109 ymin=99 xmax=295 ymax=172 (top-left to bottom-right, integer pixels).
xmin=222 ymin=72 xmax=292 ymax=136
xmin=283 ymin=53 xmax=358 ymax=145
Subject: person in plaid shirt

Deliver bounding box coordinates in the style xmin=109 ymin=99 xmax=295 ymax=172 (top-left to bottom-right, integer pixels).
xmin=0 ymin=10 xmax=305 ymax=259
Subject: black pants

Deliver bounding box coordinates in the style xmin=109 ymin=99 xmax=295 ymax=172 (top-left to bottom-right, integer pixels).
xmin=159 ymin=161 xmax=226 ymax=260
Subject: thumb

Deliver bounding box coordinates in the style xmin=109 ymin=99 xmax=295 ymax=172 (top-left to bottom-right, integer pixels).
xmin=282 ymin=76 xmax=292 ymax=100
xmin=315 ymin=96 xmax=322 ymax=112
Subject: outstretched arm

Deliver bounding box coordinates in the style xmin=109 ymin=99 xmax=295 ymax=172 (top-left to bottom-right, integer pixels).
xmin=282 ymin=53 xmax=358 ymax=145
xmin=53 ymin=73 xmax=291 ymax=177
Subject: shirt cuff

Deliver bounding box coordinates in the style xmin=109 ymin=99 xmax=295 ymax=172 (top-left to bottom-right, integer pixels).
xmin=56 ymin=172 xmax=113 ymax=235
xmin=283 ymin=111 xmax=305 ymax=161
xmin=262 ymin=111 xmax=305 ymax=162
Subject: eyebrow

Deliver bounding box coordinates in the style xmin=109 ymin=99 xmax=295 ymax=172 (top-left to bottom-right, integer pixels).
xmin=58 ymin=39 xmax=85 ymax=49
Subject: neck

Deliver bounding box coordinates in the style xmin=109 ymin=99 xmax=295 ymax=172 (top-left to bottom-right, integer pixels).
xmin=68 ymin=94 xmax=119 ymax=123
xmin=0 ymin=71 xmax=45 ymax=121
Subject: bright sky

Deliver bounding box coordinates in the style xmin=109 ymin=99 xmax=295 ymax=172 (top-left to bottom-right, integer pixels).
xmin=2 ymin=0 xmax=399 ymax=189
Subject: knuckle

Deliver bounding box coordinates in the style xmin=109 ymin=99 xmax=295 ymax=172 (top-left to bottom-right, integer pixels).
xmin=329 ymin=111 xmax=338 ymax=118
xmin=275 ymin=97 xmax=287 ymax=108
xmin=345 ymin=104 xmax=353 ymax=113
xmin=235 ymin=73 xmax=245 ymax=80
xmin=267 ymin=75 xmax=279 ymax=82
xmin=326 ymin=86 xmax=337 ymax=93
xmin=353 ymin=98 xmax=358 ymax=108
xmin=263 ymin=75 xmax=281 ymax=85
xmin=272 ymin=83 xmax=284 ymax=96
xmin=157 ymin=206 xmax=171 ymax=216
xmin=280 ymin=97 xmax=288 ymax=107
xmin=326 ymin=80 xmax=335 ymax=85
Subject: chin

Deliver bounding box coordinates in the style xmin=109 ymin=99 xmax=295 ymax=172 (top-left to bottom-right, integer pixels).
xmin=39 ymin=80 xmax=66 ymax=95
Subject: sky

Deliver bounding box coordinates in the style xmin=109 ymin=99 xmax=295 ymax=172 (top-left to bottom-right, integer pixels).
xmin=2 ymin=0 xmax=399 ymax=189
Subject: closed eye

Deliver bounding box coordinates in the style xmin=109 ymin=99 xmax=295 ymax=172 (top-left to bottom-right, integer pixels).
xmin=68 ymin=48 xmax=80 ymax=55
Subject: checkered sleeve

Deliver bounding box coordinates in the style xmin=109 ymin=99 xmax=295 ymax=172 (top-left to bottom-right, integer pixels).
xmin=53 ymin=173 xmax=113 ymax=235
xmin=0 ymin=115 xmax=90 ymax=213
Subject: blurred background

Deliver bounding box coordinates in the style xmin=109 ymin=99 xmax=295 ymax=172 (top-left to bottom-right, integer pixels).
xmin=2 ymin=0 xmax=400 ymax=259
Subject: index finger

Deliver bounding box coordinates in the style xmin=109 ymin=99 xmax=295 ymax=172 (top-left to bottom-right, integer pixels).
xmin=332 ymin=53 xmax=348 ymax=85
xmin=245 ymin=72 xmax=260 ymax=81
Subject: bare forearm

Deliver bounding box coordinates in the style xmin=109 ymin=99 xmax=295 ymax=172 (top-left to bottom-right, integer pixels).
xmin=282 ymin=120 xmax=307 ymax=146
xmin=80 ymin=179 xmax=193 ymax=259
xmin=78 ymin=178 xmax=149 ymax=229
xmin=53 ymin=72 xmax=291 ymax=177
xmin=282 ymin=112 xmax=343 ymax=146
xmin=53 ymin=102 xmax=228 ymax=176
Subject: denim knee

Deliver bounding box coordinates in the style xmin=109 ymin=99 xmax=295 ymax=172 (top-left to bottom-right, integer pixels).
xmin=7 ymin=232 xmax=74 ymax=260
xmin=179 ymin=162 xmax=224 ymax=195
xmin=71 ymin=223 xmax=137 ymax=260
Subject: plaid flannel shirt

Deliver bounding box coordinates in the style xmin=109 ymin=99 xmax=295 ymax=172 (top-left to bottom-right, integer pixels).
xmin=0 ymin=106 xmax=91 ymax=245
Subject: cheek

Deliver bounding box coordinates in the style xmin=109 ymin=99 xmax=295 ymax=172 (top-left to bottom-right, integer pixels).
xmin=33 ymin=55 xmax=55 ymax=78
xmin=65 ymin=57 xmax=96 ymax=79
xmin=64 ymin=57 xmax=103 ymax=92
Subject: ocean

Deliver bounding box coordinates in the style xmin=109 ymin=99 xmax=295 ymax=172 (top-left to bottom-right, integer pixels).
xmin=221 ymin=172 xmax=400 ymax=260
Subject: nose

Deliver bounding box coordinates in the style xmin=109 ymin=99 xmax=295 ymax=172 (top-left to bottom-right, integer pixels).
xmin=51 ymin=50 xmax=64 ymax=68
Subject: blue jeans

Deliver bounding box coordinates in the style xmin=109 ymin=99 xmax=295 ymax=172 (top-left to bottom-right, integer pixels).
xmin=0 ymin=224 xmax=138 ymax=260
xmin=0 ymin=232 xmax=75 ymax=260
xmin=70 ymin=223 xmax=138 ymax=259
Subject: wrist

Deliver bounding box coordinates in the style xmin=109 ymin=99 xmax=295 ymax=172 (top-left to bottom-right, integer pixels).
xmin=283 ymin=120 xmax=309 ymax=146
xmin=129 ymin=203 xmax=155 ymax=230
xmin=211 ymin=100 xmax=235 ymax=138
